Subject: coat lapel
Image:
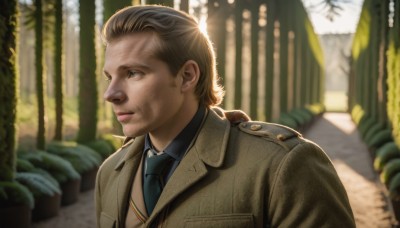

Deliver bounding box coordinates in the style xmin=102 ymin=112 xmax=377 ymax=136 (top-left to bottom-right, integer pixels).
xmin=148 ymin=109 xmax=231 ymax=223
xmin=115 ymin=135 xmax=145 ymax=224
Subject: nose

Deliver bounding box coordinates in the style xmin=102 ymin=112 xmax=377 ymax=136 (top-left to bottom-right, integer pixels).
xmin=104 ymin=84 xmax=126 ymax=104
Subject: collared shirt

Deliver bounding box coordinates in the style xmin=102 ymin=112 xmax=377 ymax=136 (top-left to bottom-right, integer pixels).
xmin=143 ymin=105 xmax=206 ymax=184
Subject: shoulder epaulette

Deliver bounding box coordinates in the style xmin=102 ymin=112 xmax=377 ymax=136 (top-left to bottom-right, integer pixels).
xmin=238 ymin=121 xmax=302 ymax=142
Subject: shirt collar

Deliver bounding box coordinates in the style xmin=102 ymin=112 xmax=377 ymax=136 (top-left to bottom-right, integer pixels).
xmin=144 ymin=105 xmax=206 ymax=161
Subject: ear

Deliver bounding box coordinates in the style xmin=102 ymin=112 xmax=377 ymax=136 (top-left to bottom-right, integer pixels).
xmin=180 ymin=60 xmax=200 ymax=92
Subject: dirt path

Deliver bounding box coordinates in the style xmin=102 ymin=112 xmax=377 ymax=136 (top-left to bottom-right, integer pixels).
xmin=304 ymin=113 xmax=395 ymax=228
xmin=32 ymin=112 xmax=396 ymax=227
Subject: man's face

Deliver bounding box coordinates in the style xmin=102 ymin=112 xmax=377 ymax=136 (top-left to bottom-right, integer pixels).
xmin=103 ymin=32 xmax=185 ymax=138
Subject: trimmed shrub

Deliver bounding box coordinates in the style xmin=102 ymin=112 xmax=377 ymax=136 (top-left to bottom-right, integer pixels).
xmin=20 ymin=150 xmax=80 ymax=184
xmin=47 ymin=141 xmax=102 ymax=174
xmin=381 ymin=158 xmax=400 ymax=185
xmin=85 ymin=139 xmax=115 ymax=159
xmin=16 ymin=172 xmax=61 ymax=198
xmin=374 ymin=142 xmax=400 ymax=172
xmin=0 ymin=181 xmax=34 ymax=209
xmin=368 ymin=129 xmax=393 ymax=149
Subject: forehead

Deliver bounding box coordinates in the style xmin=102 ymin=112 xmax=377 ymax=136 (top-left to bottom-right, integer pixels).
xmin=104 ymin=32 xmax=161 ymax=69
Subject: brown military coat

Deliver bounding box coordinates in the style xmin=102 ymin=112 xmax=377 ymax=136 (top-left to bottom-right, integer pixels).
xmin=95 ymin=108 xmax=355 ymax=228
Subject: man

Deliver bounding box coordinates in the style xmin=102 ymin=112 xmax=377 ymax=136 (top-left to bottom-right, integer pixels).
xmin=96 ymin=5 xmax=355 ymax=228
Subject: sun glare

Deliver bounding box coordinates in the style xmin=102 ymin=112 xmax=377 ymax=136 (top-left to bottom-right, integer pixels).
xmin=198 ymin=17 xmax=208 ymax=35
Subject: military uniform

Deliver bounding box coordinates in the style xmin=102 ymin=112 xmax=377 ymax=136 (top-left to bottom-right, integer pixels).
xmin=95 ymin=108 xmax=355 ymax=228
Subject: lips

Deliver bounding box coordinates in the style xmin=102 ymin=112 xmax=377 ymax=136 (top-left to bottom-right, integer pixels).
xmin=116 ymin=112 xmax=134 ymax=122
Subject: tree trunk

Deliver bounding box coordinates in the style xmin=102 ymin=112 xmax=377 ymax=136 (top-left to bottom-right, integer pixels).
xmin=180 ymin=0 xmax=189 ymax=12
xmin=103 ymin=0 xmax=133 ymax=21
xmin=250 ymin=2 xmax=260 ymax=119
xmin=53 ymin=0 xmax=64 ymax=140
xmin=147 ymin=0 xmax=173 ymax=7
xmin=278 ymin=1 xmax=288 ymax=114
xmin=265 ymin=0 xmax=276 ymax=121
xmin=0 ymin=0 xmax=18 ymax=181
xmin=103 ymin=0 xmax=134 ymax=136
xmin=207 ymin=0 xmax=228 ymax=108
xmin=35 ymin=0 xmax=46 ymax=150
xmin=77 ymin=0 xmax=98 ymax=143
xmin=234 ymin=1 xmax=244 ymax=109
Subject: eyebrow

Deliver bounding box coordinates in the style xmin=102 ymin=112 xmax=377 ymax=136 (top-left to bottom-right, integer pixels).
xmin=103 ymin=63 xmax=152 ymax=76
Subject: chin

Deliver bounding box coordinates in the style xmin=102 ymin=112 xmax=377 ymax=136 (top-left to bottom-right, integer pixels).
xmin=122 ymin=126 xmax=147 ymax=138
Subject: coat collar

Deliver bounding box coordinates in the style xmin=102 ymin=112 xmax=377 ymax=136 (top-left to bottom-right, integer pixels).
xmin=148 ymin=108 xmax=231 ymax=224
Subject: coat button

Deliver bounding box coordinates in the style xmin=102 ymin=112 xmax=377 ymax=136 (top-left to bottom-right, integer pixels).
xmin=277 ymin=134 xmax=285 ymax=141
xmin=250 ymin=124 xmax=262 ymax=131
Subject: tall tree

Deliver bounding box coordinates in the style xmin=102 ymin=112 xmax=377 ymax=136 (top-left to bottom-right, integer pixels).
xmin=103 ymin=0 xmax=135 ymax=136
xmin=34 ymin=0 xmax=46 ymax=149
xmin=0 ymin=0 xmax=18 ymax=181
xmin=76 ymin=0 xmax=98 ymax=143
xmin=377 ymin=0 xmax=389 ymax=126
xmin=53 ymin=0 xmax=63 ymax=140
xmin=264 ymin=0 xmax=276 ymax=121
xmin=180 ymin=0 xmax=189 ymax=12
xmin=207 ymin=0 xmax=229 ymax=107
xmin=234 ymin=1 xmax=244 ymax=109
xmin=278 ymin=0 xmax=289 ymax=114
xmin=147 ymin=0 xmax=173 ymax=7
xmin=250 ymin=1 xmax=260 ymax=119
xmin=103 ymin=0 xmax=133 ymax=21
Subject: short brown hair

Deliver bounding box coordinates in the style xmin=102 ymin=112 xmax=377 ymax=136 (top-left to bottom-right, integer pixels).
xmin=102 ymin=5 xmax=224 ymax=107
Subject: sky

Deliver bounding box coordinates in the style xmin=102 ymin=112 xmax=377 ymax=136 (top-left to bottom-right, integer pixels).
xmin=302 ymin=0 xmax=364 ymax=34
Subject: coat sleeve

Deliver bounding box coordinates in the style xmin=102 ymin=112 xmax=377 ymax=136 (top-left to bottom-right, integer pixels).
xmin=267 ymin=140 xmax=356 ymax=228
xmin=95 ymin=165 xmax=102 ymax=228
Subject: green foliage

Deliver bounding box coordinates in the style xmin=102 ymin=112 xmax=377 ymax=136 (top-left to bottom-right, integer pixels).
xmin=386 ymin=0 xmax=400 ymax=149
xmin=351 ymin=105 xmax=365 ymax=126
xmin=33 ymin=167 xmax=59 ymax=187
xmin=374 ymin=142 xmax=400 ymax=172
xmin=16 ymin=172 xmax=61 ymax=198
xmin=358 ymin=116 xmax=376 ymax=140
xmin=306 ymin=103 xmax=325 ymax=116
xmin=287 ymin=108 xmax=314 ymax=127
xmin=16 ymin=158 xmax=60 ymax=188
xmin=0 ymin=181 xmax=34 ymax=208
xmin=367 ymin=129 xmax=393 ymax=149
xmin=389 ymin=172 xmax=400 ymax=200
xmin=0 ymin=0 xmax=18 ymax=182
xmin=364 ymin=122 xmax=386 ymax=143
xmin=277 ymin=114 xmax=299 ymax=130
xmin=100 ymin=134 xmax=122 ymax=151
xmin=380 ymin=158 xmax=400 ymax=185
xmin=16 ymin=158 xmax=35 ymax=172
xmin=85 ymin=139 xmax=115 ymax=159
xmin=20 ymin=150 xmax=80 ymax=184
xmin=47 ymin=141 xmax=102 ymax=173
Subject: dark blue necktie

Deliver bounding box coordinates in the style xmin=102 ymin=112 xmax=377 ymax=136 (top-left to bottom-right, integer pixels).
xmin=143 ymin=150 xmax=172 ymax=215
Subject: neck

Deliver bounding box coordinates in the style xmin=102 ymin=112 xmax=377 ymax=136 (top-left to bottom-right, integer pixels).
xmin=149 ymin=101 xmax=199 ymax=152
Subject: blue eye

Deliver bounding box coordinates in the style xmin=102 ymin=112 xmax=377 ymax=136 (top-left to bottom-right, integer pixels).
xmin=127 ymin=70 xmax=143 ymax=79
xmin=127 ymin=71 xmax=137 ymax=78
